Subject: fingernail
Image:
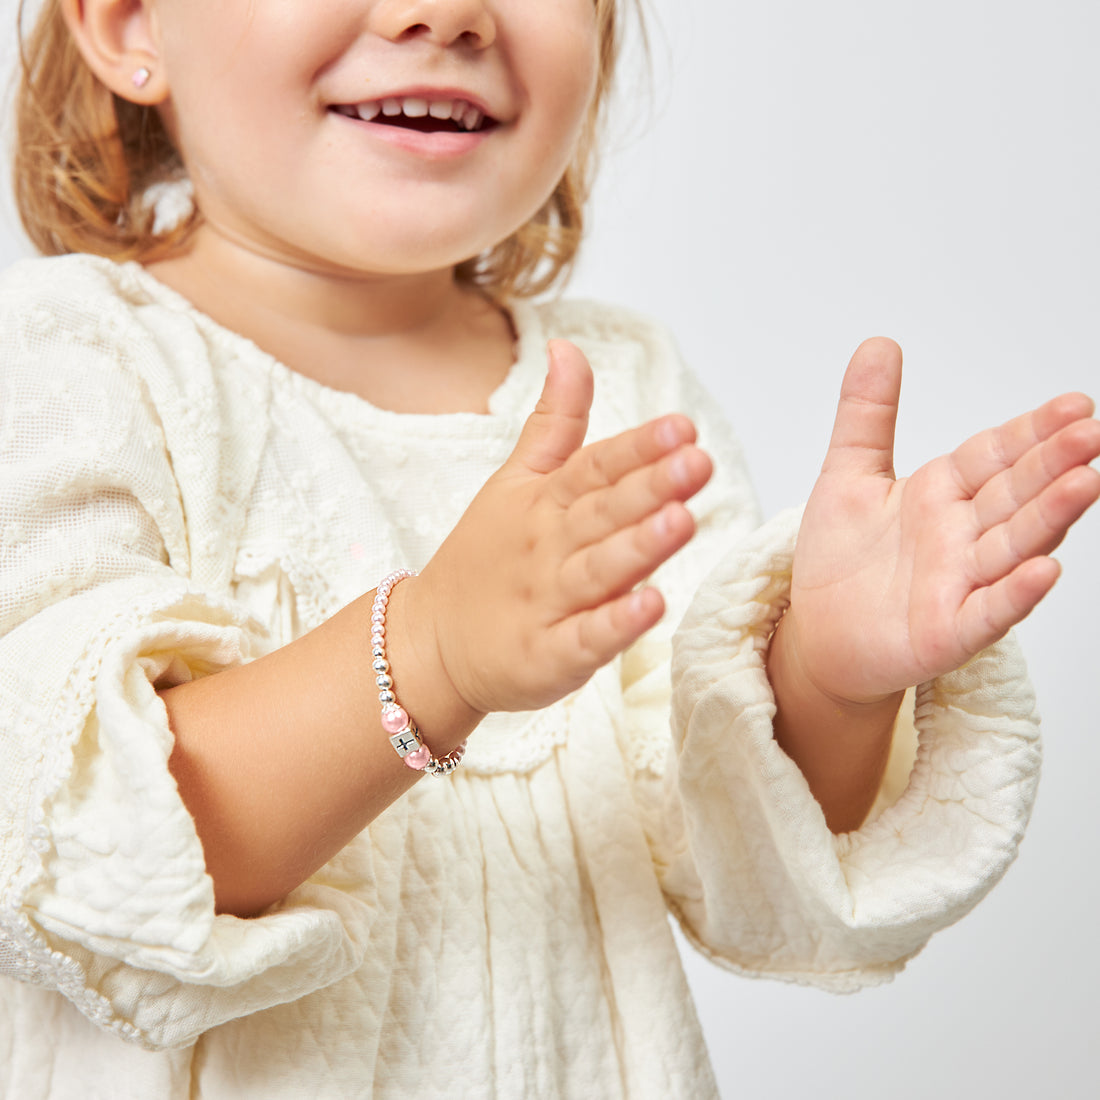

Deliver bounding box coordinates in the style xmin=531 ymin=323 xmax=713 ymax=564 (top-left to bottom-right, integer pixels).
xmin=668 ymin=452 xmax=690 ymax=487
xmin=655 ymin=417 xmax=680 ymax=449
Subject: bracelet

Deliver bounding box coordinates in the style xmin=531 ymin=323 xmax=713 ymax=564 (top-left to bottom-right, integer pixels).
xmin=371 ymin=570 xmax=467 ymax=776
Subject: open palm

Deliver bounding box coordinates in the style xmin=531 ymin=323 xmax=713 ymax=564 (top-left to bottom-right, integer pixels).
xmin=788 ymin=338 xmax=1100 ymax=706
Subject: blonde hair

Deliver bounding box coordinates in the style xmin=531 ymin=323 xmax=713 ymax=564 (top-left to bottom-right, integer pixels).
xmin=12 ymin=0 xmax=635 ymax=297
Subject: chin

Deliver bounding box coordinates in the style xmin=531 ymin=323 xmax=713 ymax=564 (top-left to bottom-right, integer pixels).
xmin=325 ymin=212 xmax=532 ymax=276
xmin=338 ymin=241 xmax=502 ymax=279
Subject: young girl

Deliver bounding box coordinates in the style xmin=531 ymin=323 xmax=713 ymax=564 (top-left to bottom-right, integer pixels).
xmin=2 ymin=0 xmax=1098 ymax=1097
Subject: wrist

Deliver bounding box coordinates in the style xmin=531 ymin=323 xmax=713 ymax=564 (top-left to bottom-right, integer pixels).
xmin=380 ymin=574 xmax=485 ymax=757
xmin=767 ymin=610 xmax=902 ymax=833
xmin=767 ymin=609 xmax=902 ymax=717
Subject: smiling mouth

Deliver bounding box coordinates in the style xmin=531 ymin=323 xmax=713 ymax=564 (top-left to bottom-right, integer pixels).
xmin=332 ymin=96 xmax=496 ymax=134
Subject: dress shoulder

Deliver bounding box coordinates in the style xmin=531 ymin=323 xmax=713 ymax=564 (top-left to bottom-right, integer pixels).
xmin=528 ymin=296 xmax=683 ymax=356
xmin=0 ymin=253 xmax=156 ymax=315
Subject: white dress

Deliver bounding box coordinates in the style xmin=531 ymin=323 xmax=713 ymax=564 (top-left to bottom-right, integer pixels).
xmin=0 ymin=255 xmax=1041 ymax=1098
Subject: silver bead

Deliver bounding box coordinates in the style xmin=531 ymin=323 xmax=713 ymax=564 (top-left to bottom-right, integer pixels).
xmin=376 ymin=674 xmax=393 ymax=690
xmin=372 ymin=657 xmax=389 ymax=673
xmin=379 ymin=690 xmax=396 ymax=704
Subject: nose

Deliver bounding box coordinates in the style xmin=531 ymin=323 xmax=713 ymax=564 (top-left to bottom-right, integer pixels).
xmin=369 ymin=0 xmax=497 ymax=49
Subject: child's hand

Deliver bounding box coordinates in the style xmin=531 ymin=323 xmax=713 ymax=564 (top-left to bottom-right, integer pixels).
xmin=784 ymin=337 xmax=1100 ymax=707
xmin=405 ymin=340 xmax=713 ymax=715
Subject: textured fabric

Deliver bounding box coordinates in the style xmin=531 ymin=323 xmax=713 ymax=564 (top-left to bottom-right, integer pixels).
xmin=0 ymin=254 xmax=1041 ymax=1099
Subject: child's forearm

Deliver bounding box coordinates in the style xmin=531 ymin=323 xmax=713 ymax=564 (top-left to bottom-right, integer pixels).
xmin=162 ymin=343 xmax=713 ymax=917
xmin=765 ymin=612 xmax=902 ymax=834
xmin=161 ymin=580 xmax=483 ymax=918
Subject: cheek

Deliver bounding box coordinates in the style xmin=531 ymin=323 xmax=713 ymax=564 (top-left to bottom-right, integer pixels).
xmin=522 ymin=22 xmax=600 ymax=163
xmin=161 ymin=50 xmax=305 ymax=189
xmin=539 ymin=67 xmax=599 ymax=191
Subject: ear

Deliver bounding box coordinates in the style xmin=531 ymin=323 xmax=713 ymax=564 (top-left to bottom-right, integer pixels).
xmin=61 ymin=0 xmax=166 ymax=105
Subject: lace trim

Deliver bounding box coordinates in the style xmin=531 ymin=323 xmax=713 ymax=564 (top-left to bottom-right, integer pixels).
xmin=0 ymin=597 xmax=177 ymax=1039
xmin=461 ymin=706 xmax=572 ymax=776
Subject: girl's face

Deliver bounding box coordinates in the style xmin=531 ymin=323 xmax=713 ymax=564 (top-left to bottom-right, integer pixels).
xmin=150 ymin=0 xmax=600 ymax=278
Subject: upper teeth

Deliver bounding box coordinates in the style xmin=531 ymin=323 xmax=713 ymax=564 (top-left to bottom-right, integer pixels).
xmin=347 ymin=96 xmax=485 ymax=131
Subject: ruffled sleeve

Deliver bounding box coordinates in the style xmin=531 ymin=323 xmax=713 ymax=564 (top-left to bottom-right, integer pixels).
xmin=0 ymin=258 xmax=376 ymax=1049
xmin=656 ymin=508 xmax=1041 ymax=990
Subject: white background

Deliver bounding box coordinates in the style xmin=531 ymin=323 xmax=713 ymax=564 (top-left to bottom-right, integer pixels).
xmin=2 ymin=1 xmax=1097 ymax=1097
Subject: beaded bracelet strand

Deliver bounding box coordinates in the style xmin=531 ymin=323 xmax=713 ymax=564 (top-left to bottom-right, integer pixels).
xmin=371 ymin=570 xmax=467 ymax=776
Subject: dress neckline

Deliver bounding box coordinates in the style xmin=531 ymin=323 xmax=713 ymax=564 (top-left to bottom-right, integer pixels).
xmin=120 ymin=260 xmax=545 ymax=431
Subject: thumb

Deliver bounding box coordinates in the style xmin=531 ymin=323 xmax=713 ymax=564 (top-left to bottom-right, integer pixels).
xmin=821 ymin=337 xmax=903 ymax=478
xmin=509 ymin=340 xmax=594 ymax=475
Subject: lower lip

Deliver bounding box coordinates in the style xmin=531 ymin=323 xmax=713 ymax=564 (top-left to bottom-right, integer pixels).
xmin=335 ymin=113 xmax=493 ymax=159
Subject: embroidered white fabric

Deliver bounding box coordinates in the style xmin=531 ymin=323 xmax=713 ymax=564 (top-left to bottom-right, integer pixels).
xmin=0 ymin=255 xmax=1041 ymax=1098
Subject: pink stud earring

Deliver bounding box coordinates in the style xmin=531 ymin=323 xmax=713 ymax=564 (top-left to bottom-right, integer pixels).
xmin=131 ymin=66 xmax=152 ymax=89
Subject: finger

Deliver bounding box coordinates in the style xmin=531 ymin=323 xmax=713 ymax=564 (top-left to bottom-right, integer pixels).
xmin=820 ymin=337 xmax=903 ymax=478
xmin=956 ymin=557 xmax=1062 ymax=656
xmin=552 ymin=413 xmax=699 ymax=506
xmin=967 ymin=464 xmax=1100 ymax=586
xmin=508 ymin=341 xmax=594 ymax=476
xmin=555 ymin=586 xmax=667 ymax=680
xmin=564 ymin=442 xmax=712 ymax=547
xmin=949 ymin=391 xmax=1096 ymax=499
xmin=971 ymin=416 xmax=1100 ymax=531
xmin=559 ymin=501 xmax=697 ymax=607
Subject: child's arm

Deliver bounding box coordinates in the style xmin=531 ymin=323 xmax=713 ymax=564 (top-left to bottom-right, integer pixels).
xmin=161 ymin=341 xmax=714 ymax=916
xmin=765 ymin=337 xmax=1100 ymax=831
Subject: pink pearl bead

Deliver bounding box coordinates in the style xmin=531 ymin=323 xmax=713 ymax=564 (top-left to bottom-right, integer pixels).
xmin=404 ymin=745 xmax=431 ymax=770
xmin=381 ymin=706 xmax=409 ymax=734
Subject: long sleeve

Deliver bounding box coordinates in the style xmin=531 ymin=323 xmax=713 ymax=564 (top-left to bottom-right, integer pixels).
xmin=654 ymin=508 xmax=1041 ymax=990
xmin=0 ymin=260 xmax=377 ymax=1049
xmin=0 ymin=265 xmax=1048 ymax=1094
xmin=596 ymin=311 xmax=1044 ymax=990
